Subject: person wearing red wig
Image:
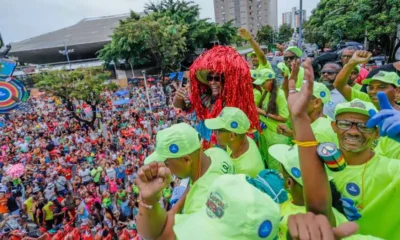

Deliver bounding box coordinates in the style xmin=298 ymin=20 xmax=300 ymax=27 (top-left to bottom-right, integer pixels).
xmin=173 ymin=46 xmax=260 ymax=146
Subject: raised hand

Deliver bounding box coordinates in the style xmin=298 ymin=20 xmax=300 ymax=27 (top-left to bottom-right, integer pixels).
xmin=239 ymin=28 xmax=252 ymax=41
xmin=349 ymin=50 xmax=372 ymax=65
xmin=287 ymin=69 xmax=313 ymax=119
xmin=175 ymin=87 xmax=189 ymax=101
xmin=291 ymin=59 xmax=301 ymax=81
xmin=287 ymin=212 xmax=358 ymax=240
xmin=367 ymin=92 xmax=400 ymax=142
xmin=135 ymin=162 xmax=172 ymax=204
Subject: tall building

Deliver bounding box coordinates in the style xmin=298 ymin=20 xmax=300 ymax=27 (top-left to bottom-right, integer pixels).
xmin=214 ymin=0 xmax=278 ymax=36
xmin=281 ymin=7 xmax=307 ymax=29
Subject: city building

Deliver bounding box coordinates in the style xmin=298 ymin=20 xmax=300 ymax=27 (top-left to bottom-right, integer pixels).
xmin=281 ymin=7 xmax=307 ymax=29
xmin=214 ymin=0 xmax=278 ymax=35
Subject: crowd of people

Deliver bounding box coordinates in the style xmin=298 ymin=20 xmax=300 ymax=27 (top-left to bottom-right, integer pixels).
xmin=0 ymin=26 xmax=399 ymax=240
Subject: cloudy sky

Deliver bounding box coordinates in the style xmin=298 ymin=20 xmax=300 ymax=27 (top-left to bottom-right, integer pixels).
xmin=0 ymin=0 xmax=319 ymax=43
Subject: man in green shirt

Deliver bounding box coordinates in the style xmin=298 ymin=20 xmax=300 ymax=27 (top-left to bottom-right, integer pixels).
xmin=280 ymin=46 xmax=312 ymax=88
xmin=137 ymin=123 xmax=234 ymax=240
xmin=334 ymin=50 xmax=400 ymax=159
xmin=205 ymin=107 xmax=265 ymax=177
xmin=277 ymin=81 xmax=339 ymax=145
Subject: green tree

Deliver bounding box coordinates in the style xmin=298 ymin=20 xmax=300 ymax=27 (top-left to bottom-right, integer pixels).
xmin=304 ymin=0 xmax=400 ymax=61
xmin=278 ymin=23 xmax=294 ymax=43
xmin=34 ymin=67 xmax=117 ymax=130
xmin=256 ymin=25 xmax=275 ymax=46
xmin=99 ymin=14 xmax=187 ymax=75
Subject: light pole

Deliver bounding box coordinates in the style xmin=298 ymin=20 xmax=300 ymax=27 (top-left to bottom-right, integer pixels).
xmin=58 ymin=42 xmax=74 ymax=70
xmin=142 ymin=70 xmax=153 ymax=137
xmin=298 ymin=0 xmax=303 ymax=49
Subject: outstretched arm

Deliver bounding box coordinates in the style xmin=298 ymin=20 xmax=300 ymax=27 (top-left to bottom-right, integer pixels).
xmin=239 ymin=28 xmax=269 ymax=67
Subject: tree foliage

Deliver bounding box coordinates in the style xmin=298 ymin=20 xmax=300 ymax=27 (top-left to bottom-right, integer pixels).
xmin=256 ymin=25 xmax=275 ymax=46
xmin=99 ymin=0 xmax=238 ymax=71
xmin=278 ymin=24 xmax=294 ymax=43
xmin=33 ymin=67 xmax=117 ymax=129
xmin=304 ymin=0 xmax=400 ymax=61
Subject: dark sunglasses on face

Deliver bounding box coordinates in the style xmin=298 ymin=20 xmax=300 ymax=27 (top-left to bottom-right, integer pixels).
xmin=336 ymin=120 xmax=375 ymax=133
xmin=341 ymin=55 xmax=353 ymax=59
xmin=284 ymin=56 xmax=297 ymax=62
xmin=321 ymin=70 xmax=338 ymax=76
xmin=207 ymin=75 xmax=224 ymax=82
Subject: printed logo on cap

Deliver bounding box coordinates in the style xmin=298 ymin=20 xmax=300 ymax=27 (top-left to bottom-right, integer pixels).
xmin=206 ymin=192 xmax=227 ymax=219
xmin=291 ymin=167 xmax=301 ymax=178
xmin=349 ymin=101 xmax=366 ymax=109
xmin=230 ymin=121 xmax=238 ymax=129
xmin=268 ymin=73 xmax=273 ymax=79
xmin=320 ymin=91 xmax=326 ymax=98
xmin=346 ymin=182 xmax=360 ymax=196
xmin=258 ymin=220 xmax=272 ymax=238
xmin=169 ymin=144 xmax=179 ymax=154
xmin=397 ymin=79 xmax=400 ymax=85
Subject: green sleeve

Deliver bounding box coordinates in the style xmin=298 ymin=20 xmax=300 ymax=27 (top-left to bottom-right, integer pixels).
xmin=253 ymin=89 xmax=262 ymax=106
xmin=276 ymin=90 xmax=289 ymax=119
xmin=351 ymin=88 xmax=371 ymax=102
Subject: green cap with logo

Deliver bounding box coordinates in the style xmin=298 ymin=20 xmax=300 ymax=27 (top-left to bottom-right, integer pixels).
xmin=334 ymin=99 xmax=377 ymax=118
xmin=269 ymin=144 xmax=303 ymax=186
xmin=205 ymin=107 xmax=250 ymax=134
xmin=144 ymin=123 xmax=200 ymax=164
xmin=362 ymin=71 xmax=400 ymax=87
xmin=253 ymin=68 xmax=276 ymax=85
xmin=285 ymin=46 xmax=303 ymax=58
xmin=173 ymin=174 xmax=280 ymax=240
xmin=296 ymin=81 xmax=331 ymax=104
xmin=250 ymin=69 xmax=258 ymax=80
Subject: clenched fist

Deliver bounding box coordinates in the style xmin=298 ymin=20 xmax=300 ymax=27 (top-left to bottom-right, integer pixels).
xmin=136 ymin=162 xmax=172 ymax=205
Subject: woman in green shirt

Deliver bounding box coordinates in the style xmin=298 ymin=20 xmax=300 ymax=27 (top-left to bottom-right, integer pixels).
xmin=253 ymin=68 xmax=289 ymax=170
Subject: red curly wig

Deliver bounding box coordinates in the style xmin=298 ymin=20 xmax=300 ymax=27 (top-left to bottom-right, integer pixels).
xmin=189 ymin=45 xmax=260 ymax=131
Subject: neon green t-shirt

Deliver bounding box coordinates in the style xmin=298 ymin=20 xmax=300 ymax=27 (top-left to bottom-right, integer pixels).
xmin=163 ymin=188 xmax=172 ymax=199
xmin=331 ymin=154 xmax=400 ymax=239
xmin=176 ymin=148 xmax=234 ymax=219
xmin=227 ymin=137 xmax=264 ymax=178
xmin=352 ymin=84 xmax=362 ymax=91
xmin=253 ymin=88 xmax=262 ymax=107
xmin=91 ymin=166 xmax=103 ymax=183
xmin=293 ymin=67 xmax=305 ymax=89
xmin=260 ymin=89 xmax=289 ymax=133
xmin=256 ymin=60 xmax=273 ymax=71
xmin=43 ymin=202 xmax=54 ymax=220
xmin=374 ymin=136 xmax=400 ymax=160
xmin=311 ymin=117 xmax=338 ymax=146
xmin=278 ymin=201 xmax=347 ymax=240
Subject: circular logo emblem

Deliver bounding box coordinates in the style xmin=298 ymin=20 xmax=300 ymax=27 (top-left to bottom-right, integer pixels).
xmin=291 ymin=167 xmax=301 ymax=178
xmin=346 ymin=183 xmax=360 ymax=196
xmin=169 ymin=144 xmax=179 ymax=154
xmin=0 ymin=88 xmax=11 ymax=102
xmin=268 ymin=73 xmax=273 ymax=79
xmin=320 ymin=91 xmax=326 ymax=98
xmin=397 ymin=79 xmax=400 ymax=85
xmin=230 ymin=121 xmax=238 ymax=129
xmin=253 ymin=74 xmax=257 ymax=78
xmin=258 ymin=220 xmax=272 ymax=238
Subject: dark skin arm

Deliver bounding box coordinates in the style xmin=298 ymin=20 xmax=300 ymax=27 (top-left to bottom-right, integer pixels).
xmin=239 ymin=28 xmax=268 ymax=66
xmin=287 ymin=74 xmax=336 ymax=226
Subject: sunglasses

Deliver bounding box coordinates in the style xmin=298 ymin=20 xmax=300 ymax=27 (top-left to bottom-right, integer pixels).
xmin=341 ymin=55 xmax=353 ymax=59
xmin=207 ymin=75 xmax=224 ymax=82
xmin=284 ymin=56 xmax=297 ymax=62
xmin=321 ymin=70 xmax=338 ymax=76
xmin=336 ymin=120 xmax=375 ymax=133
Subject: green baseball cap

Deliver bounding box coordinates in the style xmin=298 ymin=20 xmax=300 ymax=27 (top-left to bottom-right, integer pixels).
xmin=285 ymin=46 xmax=303 ymax=58
xmin=277 ymin=62 xmax=290 ymax=75
xmin=247 ymin=51 xmax=257 ymax=57
xmin=269 ymin=144 xmax=303 ymax=186
xmin=144 ymin=123 xmax=200 ymax=164
xmin=250 ymin=69 xmax=258 ymax=80
xmin=205 ymin=107 xmax=250 ymax=134
xmin=362 ymin=71 xmax=400 ymax=87
xmin=253 ymin=68 xmax=276 ymax=85
xmin=296 ymin=81 xmax=331 ymax=104
xmin=334 ymin=99 xmax=377 ymax=118
xmin=173 ymin=174 xmax=280 ymax=240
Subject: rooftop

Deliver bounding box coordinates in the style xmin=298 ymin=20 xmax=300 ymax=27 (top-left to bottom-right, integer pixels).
xmin=10 ymin=14 xmax=130 ymax=53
